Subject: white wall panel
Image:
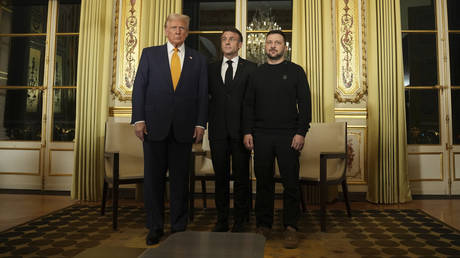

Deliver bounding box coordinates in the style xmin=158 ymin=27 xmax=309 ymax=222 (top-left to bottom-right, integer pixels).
xmin=49 ymin=150 xmax=74 ymax=176
xmin=408 ymin=153 xmax=442 ymax=181
xmin=455 ymin=153 xmax=460 ymax=180
xmin=0 ymin=149 xmax=40 ymax=174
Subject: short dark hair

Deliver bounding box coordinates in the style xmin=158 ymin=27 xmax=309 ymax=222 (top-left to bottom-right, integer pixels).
xmin=266 ymin=30 xmax=286 ymax=43
xmin=222 ymin=27 xmax=243 ymax=43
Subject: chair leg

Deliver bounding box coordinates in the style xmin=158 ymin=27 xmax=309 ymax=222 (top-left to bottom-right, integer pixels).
xmin=249 ymin=178 xmax=253 ymax=212
xmin=101 ymin=181 xmax=108 ymax=215
xmin=201 ymin=180 xmax=207 ymax=208
xmin=113 ymin=182 xmax=119 ymax=230
xmin=341 ymin=180 xmax=352 ymax=217
xmin=320 ymin=158 xmax=327 ymax=232
xmin=299 ymin=184 xmax=306 ymax=213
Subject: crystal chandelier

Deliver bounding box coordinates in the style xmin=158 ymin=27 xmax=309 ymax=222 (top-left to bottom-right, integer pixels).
xmin=246 ymin=8 xmax=291 ymax=64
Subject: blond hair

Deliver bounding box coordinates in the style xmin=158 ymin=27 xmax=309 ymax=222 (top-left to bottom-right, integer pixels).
xmin=164 ymin=13 xmax=190 ymax=30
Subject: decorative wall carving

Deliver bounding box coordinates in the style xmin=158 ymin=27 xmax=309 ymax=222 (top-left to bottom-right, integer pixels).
xmin=112 ymin=0 xmax=140 ymax=102
xmin=335 ymin=0 xmax=367 ymax=103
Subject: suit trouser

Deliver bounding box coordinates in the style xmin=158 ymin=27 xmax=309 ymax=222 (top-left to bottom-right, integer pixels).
xmin=253 ymin=132 xmax=300 ymax=229
xmin=210 ymin=137 xmax=251 ymax=224
xmin=143 ymin=131 xmax=192 ymax=232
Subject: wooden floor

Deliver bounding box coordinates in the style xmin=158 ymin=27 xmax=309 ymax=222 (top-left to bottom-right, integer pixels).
xmin=1 ymin=193 xmax=460 ymax=232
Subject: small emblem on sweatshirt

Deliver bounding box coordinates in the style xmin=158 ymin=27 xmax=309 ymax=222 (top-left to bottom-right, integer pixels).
xmin=282 ymin=75 xmax=287 ymax=80
xmin=189 ymin=56 xmax=193 ymax=60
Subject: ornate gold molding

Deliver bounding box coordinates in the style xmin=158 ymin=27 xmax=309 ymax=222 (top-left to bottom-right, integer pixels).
xmin=109 ymin=107 xmax=132 ymax=117
xmin=112 ymin=0 xmax=141 ymax=102
xmin=335 ymin=0 xmax=368 ymax=103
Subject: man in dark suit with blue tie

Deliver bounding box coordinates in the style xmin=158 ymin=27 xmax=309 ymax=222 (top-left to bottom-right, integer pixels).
xmin=131 ymin=13 xmax=208 ymax=246
xmin=208 ymin=28 xmax=257 ymax=232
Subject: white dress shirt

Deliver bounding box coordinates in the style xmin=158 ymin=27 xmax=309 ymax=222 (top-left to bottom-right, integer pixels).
xmin=221 ymin=56 xmax=239 ymax=83
xmin=167 ymin=41 xmax=185 ymax=69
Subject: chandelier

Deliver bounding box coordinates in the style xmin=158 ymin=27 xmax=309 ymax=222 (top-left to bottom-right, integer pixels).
xmin=246 ymin=8 xmax=291 ymax=64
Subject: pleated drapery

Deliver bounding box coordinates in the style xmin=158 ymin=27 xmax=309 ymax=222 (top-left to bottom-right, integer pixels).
xmin=367 ymin=0 xmax=412 ymax=203
xmin=139 ymin=0 xmax=182 ymax=49
xmin=72 ymin=0 xmax=113 ymax=200
xmin=292 ymin=0 xmax=336 ymax=201
xmin=292 ymin=0 xmax=335 ymax=123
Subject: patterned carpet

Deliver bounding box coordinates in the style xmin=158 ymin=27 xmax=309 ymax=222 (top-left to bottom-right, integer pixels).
xmin=1 ymin=205 xmax=460 ymax=257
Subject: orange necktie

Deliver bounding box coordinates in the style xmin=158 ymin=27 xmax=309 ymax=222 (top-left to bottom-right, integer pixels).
xmin=171 ymin=48 xmax=181 ymax=90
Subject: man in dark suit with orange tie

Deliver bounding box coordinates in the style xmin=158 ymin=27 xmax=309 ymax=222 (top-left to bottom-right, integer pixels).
xmin=131 ymin=14 xmax=208 ymax=246
xmin=208 ymin=28 xmax=257 ymax=232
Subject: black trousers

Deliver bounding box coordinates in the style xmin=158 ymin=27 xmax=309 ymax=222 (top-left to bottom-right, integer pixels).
xmin=253 ymin=132 xmax=300 ymax=229
xmin=143 ymin=131 xmax=192 ymax=232
xmin=210 ymin=136 xmax=251 ymax=224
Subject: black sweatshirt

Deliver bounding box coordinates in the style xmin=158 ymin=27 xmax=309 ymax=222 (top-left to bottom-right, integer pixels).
xmin=243 ymin=60 xmax=312 ymax=136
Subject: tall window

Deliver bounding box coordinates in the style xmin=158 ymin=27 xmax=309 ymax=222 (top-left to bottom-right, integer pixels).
xmin=0 ymin=1 xmax=49 ymax=140
xmin=0 ymin=0 xmax=80 ymax=142
xmin=448 ymin=0 xmax=460 ymax=144
xmin=183 ymin=0 xmax=292 ymax=64
xmin=401 ymin=0 xmax=460 ymax=145
xmin=400 ymin=0 xmax=439 ymax=144
xmin=53 ymin=0 xmax=80 ymax=141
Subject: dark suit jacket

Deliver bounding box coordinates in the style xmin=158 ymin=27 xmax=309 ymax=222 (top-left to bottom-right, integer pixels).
xmin=131 ymin=44 xmax=208 ymax=143
xmin=208 ymin=57 xmax=257 ymax=140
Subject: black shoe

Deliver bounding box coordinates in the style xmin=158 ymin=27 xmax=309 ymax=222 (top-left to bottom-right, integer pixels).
xmin=231 ymin=221 xmax=249 ymax=232
xmin=146 ymin=229 xmax=164 ymax=246
xmin=212 ymin=222 xmax=229 ymax=232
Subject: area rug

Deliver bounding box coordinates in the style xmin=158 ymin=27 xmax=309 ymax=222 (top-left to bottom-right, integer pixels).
xmin=1 ymin=205 xmax=460 ymax=257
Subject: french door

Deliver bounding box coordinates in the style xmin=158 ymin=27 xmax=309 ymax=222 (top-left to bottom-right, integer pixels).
xmin=402 ymin=0 xmax=460 ymax=195
xmin=0 ymin=0 xmax=80 ymax=190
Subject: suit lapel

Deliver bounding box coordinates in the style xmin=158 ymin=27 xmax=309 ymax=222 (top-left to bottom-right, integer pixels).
xmin=232 ymin=58 xmax=245 ymax=85
xmin=160 ymin=44 xmax=174 ymax=88
xmin=216 ymin=60 xmax=225 ymax=86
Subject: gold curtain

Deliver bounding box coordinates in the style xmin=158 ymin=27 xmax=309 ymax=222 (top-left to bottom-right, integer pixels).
xmin=367 ymin=0 xmax=412 ymax=203
xmin=292 ymin=0 xmax=335 ymax=123
xmin=139 ymin=0 xmax=182 ymax=50
xmin=72 ymin=0 xmax=113 ymax=200
xmin=292 ymin=0 xmax=336 ymax=202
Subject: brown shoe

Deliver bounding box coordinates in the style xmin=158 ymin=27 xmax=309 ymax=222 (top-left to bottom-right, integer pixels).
xmin=255 ymin=226 xmax=271 ymax=239
xmin=283 ymin=227 xmax=299 ymax=249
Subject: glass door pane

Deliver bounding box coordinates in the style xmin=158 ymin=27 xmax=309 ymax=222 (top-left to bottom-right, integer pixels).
xmin=400 ymin=0 xmax=435 ymax=30
xmin=452 ymin=89 xmax=460 ymax=145
xmin=0 ymin=0 xmax=48 ymax=34
xmin=402 ymin=33 xmax=438 ymax=86
xmin=183 ymin=0 xmax=235 ymax=31
xmin=247 ymin=0 xmax=292 ymax=30
xmin=246 ymin=0 xmax=292 ymax=64
xmin=405 ymin=89 xmax=440 ymax=144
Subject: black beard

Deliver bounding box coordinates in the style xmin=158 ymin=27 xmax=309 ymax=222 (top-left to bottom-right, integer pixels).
xmin=266 ymin=52 xmax=284 ymax=61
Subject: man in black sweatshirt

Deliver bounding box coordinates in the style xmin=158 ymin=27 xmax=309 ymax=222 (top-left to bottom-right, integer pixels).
xmin=243 ymin=30 xmax=312 ymax=249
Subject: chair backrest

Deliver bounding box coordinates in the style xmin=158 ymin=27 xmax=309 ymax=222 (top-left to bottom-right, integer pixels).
xmin=105 ymin=120 xmax=144 ymax=178
xmin=194 ymin=128 xmax=213 ymax=175
xmin=274 ymin=122 xmax=347 ymax=181
xmin=299 ymin=122 xmax=347 ymax=181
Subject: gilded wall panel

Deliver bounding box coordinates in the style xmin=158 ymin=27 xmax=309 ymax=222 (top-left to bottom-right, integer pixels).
xmin=335 ymin=0 xmax=367 ymax=103
xmin=112 ymin=0 xmax=141 ymax=102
